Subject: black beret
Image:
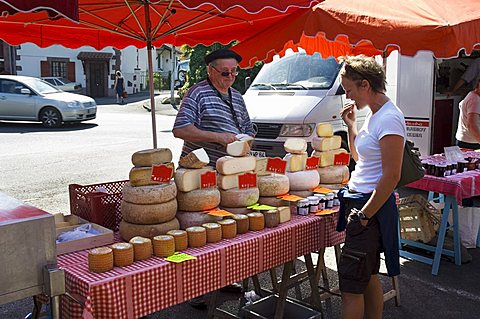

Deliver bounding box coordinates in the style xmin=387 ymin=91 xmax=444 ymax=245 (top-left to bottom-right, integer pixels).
xmin=204 ymin=48 xmax=242 ymax=65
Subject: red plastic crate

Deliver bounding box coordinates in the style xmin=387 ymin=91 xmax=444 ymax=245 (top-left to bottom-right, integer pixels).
xmin=69 ymin=180 xmax=128 ymax=232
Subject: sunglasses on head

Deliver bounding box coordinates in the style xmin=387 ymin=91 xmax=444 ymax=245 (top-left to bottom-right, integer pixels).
xmin=211 ymin=65 xmax=239 ymax=77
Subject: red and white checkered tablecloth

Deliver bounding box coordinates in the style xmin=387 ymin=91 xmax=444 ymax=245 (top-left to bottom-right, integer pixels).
xmin=57 ymin=213 xmax=345 ymax=319
xmin=407 ymin=169 xmax=480 ymax=204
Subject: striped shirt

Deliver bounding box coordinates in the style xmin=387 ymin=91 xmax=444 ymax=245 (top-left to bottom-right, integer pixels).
xmin=173 ymin=79 xmax=255 ymax=166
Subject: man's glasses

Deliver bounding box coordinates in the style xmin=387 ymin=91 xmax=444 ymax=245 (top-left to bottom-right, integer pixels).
xmin=211 ymin=65 xmax=239 ymax=77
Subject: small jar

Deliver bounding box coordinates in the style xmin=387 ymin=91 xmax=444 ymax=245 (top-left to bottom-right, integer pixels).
xmin=307 ymin=196 xmax=319 ymax=213
xmin=421 ymin=159 xmax=429 ymax=171
xmin=314 ymin=194 xmax=326 ymax=210
xmin=457 ymin=160 xmax=468 ymax=173
xmin=450 ymin=161 xmax=457 ymax=175
xmin=290 ymin=201 xmax=298 ymax=215
xmin=333 ymin=191 xmax=340 ymax=206
xmin=297 ymin=199 xmax=310 ymax=216
xmin=467 ymin=160 xmax=477 ymax=171
xmin=427 ymin=161 xmax=436 ymax=175
xmin=434 ymin=164 xmax=446 ymax=177
xmin=326 ymin=193 xmax=334 ymax=208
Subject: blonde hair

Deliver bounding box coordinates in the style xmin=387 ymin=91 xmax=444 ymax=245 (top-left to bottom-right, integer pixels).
xmin=339 ymin=55 xmax=386 ymax=93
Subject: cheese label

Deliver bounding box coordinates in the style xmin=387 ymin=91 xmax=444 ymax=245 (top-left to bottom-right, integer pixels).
xmin=313 ymin=187 xmax=333 ymax=194
xmin=238 ymin=172 xmax=257 ymax=189
xmin=165 ymin=252 xmax=197 ymax=263
xmin=151 ymin=164 xmax=173 ymax=183
xmin=205 ymin=208 xmax=235 ymax=217
xmin=266 ymin=157 xmax=287 ymax=174
xmin=305 ymin=156 xmax=320 ymax=170
xmin=200 ymin=171 xmax=217 ymax=189
xmin=334 ymin=153 xmax=350 ymax=166
xmin=247 ymin=203 xmax=277 ymax=210
xmin=277 ymin=194 xmax=304 ymax=202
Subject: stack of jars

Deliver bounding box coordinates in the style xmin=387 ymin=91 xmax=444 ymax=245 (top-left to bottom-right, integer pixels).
xmin=296 ymin=191 xmax=340 ymax=216
xmin=421 ymin=152 xmax=480 ymax=178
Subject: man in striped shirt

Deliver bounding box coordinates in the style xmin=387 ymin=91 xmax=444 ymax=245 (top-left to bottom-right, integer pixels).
xmin=173 ymin=48 xmax=256 ymax=166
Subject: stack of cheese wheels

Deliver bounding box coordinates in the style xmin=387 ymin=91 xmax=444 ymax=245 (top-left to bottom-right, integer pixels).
xmin=311 ymin=123 xmax=350 ymax=190
xmin=284 ymin=138 xmax=320 ymax=198
xmin=217 ymin=140 xmax=259 ymax=213
xmin=256 ymin=157 xmax=290 ymax=207
xmin=175 ymin=148 xmax=222 ymax=229
xmin=120 ymin=148 xmax=180 ymax=241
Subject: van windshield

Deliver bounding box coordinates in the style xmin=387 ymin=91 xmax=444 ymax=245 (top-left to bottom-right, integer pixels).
xmin=250 ymin=53 xmax=341 ymax=90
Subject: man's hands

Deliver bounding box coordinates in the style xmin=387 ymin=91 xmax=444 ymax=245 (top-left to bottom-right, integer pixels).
xmin=341 ymin=101 xmax=357 ymax=128
xmin=216 ymin=132 xmax=238 ymax=145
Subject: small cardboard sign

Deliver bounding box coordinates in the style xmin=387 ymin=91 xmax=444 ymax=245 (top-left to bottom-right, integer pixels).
xmin=200 ymin=171 xmax=217 ymax=189
xmin=305 ymin=156 xmax=320 ymax=170
xmin=444 ymin=146 xmax=465 ymax=162
xmin=315 ymin=209 xmax=337 ymax=216
xmin=277 ymin=194 xmax=305 ymax=202
xmin=334 ymin=152 xmax=350 ymax=166
xmin=151 ymin=164 xmax=173 ymax=183
xmin=313 ymin=187 xmax=333 ymax=194
xmin=205 ymin=208 xmax=235 ymax=217
xmin=247 ymin=203 xmax=277 ymax=210
xmin=266 ymin=157 xmax=287 ymax=174
xmin=238 ymin=172 xmax=257 ymax=189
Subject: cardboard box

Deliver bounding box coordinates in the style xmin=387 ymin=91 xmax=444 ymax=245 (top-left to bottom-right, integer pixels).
xmin=55 ymin=215 xmax=114 ymax=255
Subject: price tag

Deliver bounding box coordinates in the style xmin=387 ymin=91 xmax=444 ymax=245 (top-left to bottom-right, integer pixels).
xmin=151 ymin=164 xmax=173 ymax=183
xmin=165 ymin=252 xmax=197 ymax=263
xmin=247 ymin=203 xmax=277 ymax=210
xmin=444 ymin=146 xmax=465 ymax=162
xmin=277 ymin=194 xmax=305 ymax=202
xmin=313 ymin=187 xmax=333 ymax=194
xmin=266 ymin=157 xmax=287 ymax=174
xmin=238 ymin=172 xmax=257 ymax=189
xmin=305 ymin=156 xmax=320 ymax=170
xmin=205 ymin=208 xmax=235 ymax=217
xmin=200 ymin=171 xmax=217 ymax=189
xmin=334 ymin=152 xmax=350 ymax=166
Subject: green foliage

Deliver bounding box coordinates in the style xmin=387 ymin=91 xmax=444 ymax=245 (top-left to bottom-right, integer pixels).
xmin=153 ymin=71 xmax=171 ymax=90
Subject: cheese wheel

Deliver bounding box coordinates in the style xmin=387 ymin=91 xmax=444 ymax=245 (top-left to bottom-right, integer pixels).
xmin=226 ymin=140 xmax=251 ymax=157
xmin=176 ymin=211 xmax=222 ymax=229
xmin=247 ymin=212 xmax=265 ymax=231
xmin=111 ymin=243 xmax=134 ymax=267
xmin=220 ymin=187 xmax=260 ymax=208
xmin=132 ymin=148 xmax=172 ymax=167
xmin=217 ymin=172 xmax=254 ymax=190
xmin=217 ymin=219 xmax=237 ymax=239
xmin=264 ymin=209 xmax=280 ymax=228
xmin=311 ymin=135 xmax=342 ymax=152
xmin=257 ymin=174 xmax=290 ymax=197
xmin=122 ymin=181 xmax=177 ymax=204
xmin=121 ymin=199 xmax=177 ymax=224
xmin=186 ymin=226 xmax=207 ymax=248
xmin=230 ymin=214 xmax=249 ymax=234
xmin=88 ymin=247 xmax=114 ymax=273
xmin=312 ymin=149 xmax=349 ymax=168
xmin=129 ymin=236 xmax=152 ymax=261
xmin=202 ymin=223 xmax=222 ymax=243
xmin=316 ymin=123 xmax=334 ymax=137
xmin=289 ymin=190 xmax=313 ymax=198
xmin=317 ymin=165 xmax=350 ymax=184
xmin=283 ymin=153 xmax=308 ymax=172
xmin=219 ymin=206 xmax=252 ymax=215
xmin=179 ymin=148 xmax=210 ymax=169
xmin=153 ymin=235 xmax=175 ymax=257
xmin=317 ymin=183 xmax=345 ymax=190
xmin=166 ymin=230 xmax=188 ymax=251
xmin=129 ymin=163 xmax=174 ymax=187
xmin=284 ymin=138 xmax=307 ymax=154
xmin=216 ymin=156 xmax=256 ymax=175
xmin=257 ymin=196 xmax=289 ymax=207
xmin=177 ymin=188 xmax=221 ymax=211
xmin=254 ymin=157 xmax=271 ymax=176
xmin=286 ymin=170 xmax=320 ymax=191
xmin=277 ymin=206 xmax=291 ymax=223
xmin=119 ymin=218 xmax=180 ymax=241
xmin=174 ymin=167 xmax=214 ymax=192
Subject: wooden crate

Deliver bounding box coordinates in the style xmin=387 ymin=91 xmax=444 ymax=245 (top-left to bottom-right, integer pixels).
xmin=398 ymin=195 xmax=437 ymax=243
xmin=56 ymin=216 xmax=114 ymax=255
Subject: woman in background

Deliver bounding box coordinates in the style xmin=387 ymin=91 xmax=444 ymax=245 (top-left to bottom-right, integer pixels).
xmin=114 ymin=71 xmax=125 ymax=104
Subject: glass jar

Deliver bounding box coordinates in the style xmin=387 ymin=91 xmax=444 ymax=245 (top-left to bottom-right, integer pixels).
xmin=326 ymin=193 xmax=334 ymax=208
xmin=314 ymin=194 xmax=326 ymax=210
xmin=457 ymin=160 xmax=468 ymax=173
xmin=333 ymin=190 xmax=340 ymax=206
xmin=307 ymin=196 xmax=319 ymax=213
xmin=434 ymin=164 xmax=446 ymax=177
xmin=297 ymin=199 xmax=310 ymax=216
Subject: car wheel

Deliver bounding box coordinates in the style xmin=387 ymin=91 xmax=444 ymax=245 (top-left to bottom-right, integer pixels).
xmin=40 ymin=107 xmax=62 ymax=128
xmin=178 ymin=70 xmax=186 ymax=82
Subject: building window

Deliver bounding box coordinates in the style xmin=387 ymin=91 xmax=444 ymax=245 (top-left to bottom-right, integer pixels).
xmin=51 ymin=61 xmax=67 ymax=78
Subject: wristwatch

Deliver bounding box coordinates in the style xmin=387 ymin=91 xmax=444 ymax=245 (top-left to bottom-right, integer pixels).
xmin=358 ymin=210 xmax=371 ymax=220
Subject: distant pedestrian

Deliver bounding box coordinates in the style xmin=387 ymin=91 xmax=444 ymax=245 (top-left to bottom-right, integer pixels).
xmin=114 ymin=71 xmax=126 ymax=104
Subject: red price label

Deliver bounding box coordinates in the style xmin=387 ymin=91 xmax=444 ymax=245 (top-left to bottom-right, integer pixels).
xmin=334 ymin=152 xmax=350 ymax=166
xmin=266 ymin=157 xmax=287 ymax=174
xmin=305 ymin=156 xmax=320 ymax=170
xmin=200 ymin=171 xmax=217 ymax=189
xmin=238 ymin=172 xmax=257 ymax=189
xmin=151 ymin=164 xmax=173 ymax=183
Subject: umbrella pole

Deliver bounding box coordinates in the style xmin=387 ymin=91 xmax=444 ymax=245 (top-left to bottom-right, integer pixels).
xmin=147 ymin=42 xmax=157 ymax=149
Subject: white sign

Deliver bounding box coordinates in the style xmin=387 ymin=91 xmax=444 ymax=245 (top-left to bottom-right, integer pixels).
xmin=405 ymin=119 xmax=430 ymax=156
xmin=444 ymin=146 xmax=464 ymax=162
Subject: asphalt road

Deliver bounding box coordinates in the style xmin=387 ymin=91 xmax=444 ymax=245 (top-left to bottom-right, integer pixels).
xmin=1 ymin=94 xmax=479 ymax=318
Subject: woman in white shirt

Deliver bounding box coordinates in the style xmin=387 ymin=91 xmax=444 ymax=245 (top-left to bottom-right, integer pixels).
xmin=337 ymin=55 xmax=406 ymax=319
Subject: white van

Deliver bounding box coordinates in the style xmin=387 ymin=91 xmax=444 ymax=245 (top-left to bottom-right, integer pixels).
xmin=244 ymin=52 xmax=367 ymax=157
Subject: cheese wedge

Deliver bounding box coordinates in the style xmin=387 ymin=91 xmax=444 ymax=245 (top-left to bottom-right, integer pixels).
xmin=254 ymin=157 xmax=271 ymax=176
xmin=311 ymin=148 xmax=349 ymax=167
xmin=284 ymin=138 xmax=307 ymax=154
xmin=226 ymin=140 xmax=251 ymax=157
xmin=283 ymin=152 xmax=308 ymax=172
xmin=317 ymin=165 xmax=350 ymax=184
xmin=174 ymin=167 xmax=214 ymax=192
xmin=132 ymin=148 xmax=172 ymax=167
xmin=311 ymin=135 xmax=342 ymax=152
xmin=316 ymin=123 xmax=334 ymax=137
xmin=179 ymin=148 xmax=209 ymax=169
xmin=216 ymin=156 xmax=256 ymax=175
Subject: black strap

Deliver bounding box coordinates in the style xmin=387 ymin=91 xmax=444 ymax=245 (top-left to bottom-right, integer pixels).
xmin=207 ymin=78 xmax=241 ymax=131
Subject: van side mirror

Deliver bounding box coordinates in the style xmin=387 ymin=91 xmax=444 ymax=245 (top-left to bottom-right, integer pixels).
xmin=335 ymin=85 xmax=345 ymax=95
xmin=244 ymin=76 xmax=252 ymax=90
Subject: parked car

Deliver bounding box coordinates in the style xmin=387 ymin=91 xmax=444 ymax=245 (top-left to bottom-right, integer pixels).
xmin=0 ymin=75 xmax=96 ymax=127
xmin=42 ymin=76 xmax=82 ymax=92
xmin=174 ymin=59 xmax=190 ymax=89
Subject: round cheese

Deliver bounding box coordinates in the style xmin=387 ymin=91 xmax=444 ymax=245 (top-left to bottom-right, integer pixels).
xmin=230 ymin=214 xmax=249 ymax=234
xmin=153 ymin=235 xmax=175 ymax=257
xmin=247 ymin=212 xmax=265 ymax=231
xmin=317 ymin=165 xmax=350 ymax=184
xmin=129 ymin=163 xmax=174 ymax=187
xmin=186 ymin=226 xmax=207 ymax=248
xmin=257 ymin=174 xmax=290 ymax=196
xmin=177 ymin=188 xmax=221 ymax=211
xmin=129 ymin=236 xmax=152 ymax=261
xmin=166 ymin=230 xmax=188 ymax=251
xmin=219 ymin=206 xmax=252 ymax=215
xmin=264 ymin=209 xmax=280 ymax=228
xmin=111 ymin=243 xmax=134 ymax=267
xmin=132 ymin=148 xmax=172 ymax=167
xmin=218 ymin=219 xmax=237 ymax=239
xmin=289 ymin=190 xmax=313 ymax=198
xmin=257 ymin=196 xmax=289 ymax=207
xmin=121 ymin=199 xmax=177 ymax=225
xmin=286 ymin=170 xmax=320 ymax=191
xmin=119 ymin=218 xmax=180 ymax=242
xmin=122 ymin=181 xmax=177 ymax=204
xmin=88 ymin=247 xmax=114 ymax=273
xmin=220 ymin=187 xmax=260 ymax=208
xmin=176 ymin=211 xmax=222 ymax=229
xmin=202 ymin=223 xmax=222 ymax=243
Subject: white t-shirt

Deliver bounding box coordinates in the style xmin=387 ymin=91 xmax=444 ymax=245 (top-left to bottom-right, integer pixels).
xmin=348 ymin=101 xmax=406 ymax=193
xmin=455 ymin=91 xmax=480 ymax=143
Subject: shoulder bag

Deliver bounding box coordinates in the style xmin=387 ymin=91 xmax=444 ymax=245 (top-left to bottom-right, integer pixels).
xmin=396 ymin=140 xmax=425 ymax=188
